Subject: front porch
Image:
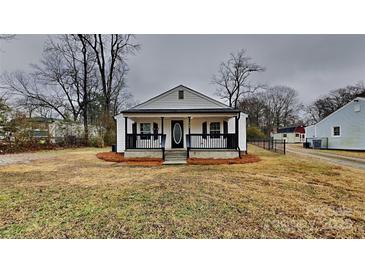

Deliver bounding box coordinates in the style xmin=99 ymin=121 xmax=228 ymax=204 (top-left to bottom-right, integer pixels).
xmin=118 ymin=112 xmax=246 ymax=161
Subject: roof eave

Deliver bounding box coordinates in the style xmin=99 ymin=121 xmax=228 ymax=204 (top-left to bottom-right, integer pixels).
xmin=121 ymin=108 xmax=241 ymax=114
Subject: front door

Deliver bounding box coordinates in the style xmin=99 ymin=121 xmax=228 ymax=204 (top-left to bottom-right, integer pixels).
xmin=171 ymin=120 xmax=184 ymax=148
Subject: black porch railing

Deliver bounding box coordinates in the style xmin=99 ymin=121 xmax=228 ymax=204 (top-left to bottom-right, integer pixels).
xmin=187 ymin=133 xmax=238 ymax=149
xmin=126 ymin=134 xmax=166 ymax=159
xmin=248 ymin=138 xmax=286 ymax=154
xmin=186 ymin=133 xmax=239 ymax=158
xmin=126 ymin=134 xmax=166 ymax=149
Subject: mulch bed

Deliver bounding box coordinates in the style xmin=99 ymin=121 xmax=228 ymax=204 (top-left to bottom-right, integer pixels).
xmin=96 ymin=152 xmax=163 ymax=166
xmin=187 ymin=154 xmax=261 ymax=165
xmin=97 ymin=152 xmax=260 ymax=166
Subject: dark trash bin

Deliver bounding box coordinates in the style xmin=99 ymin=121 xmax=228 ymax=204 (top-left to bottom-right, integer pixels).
xmin=313 ymin=139 xmax=322 ymax=149
xmin=111 ymin=144 xmax=117 ymax=152
xmin=303 ymin=142 xmax=310 ymax=149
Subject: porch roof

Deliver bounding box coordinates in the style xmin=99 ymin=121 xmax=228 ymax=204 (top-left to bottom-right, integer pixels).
xmin=121 ymin=108 xmax=240 ymax=114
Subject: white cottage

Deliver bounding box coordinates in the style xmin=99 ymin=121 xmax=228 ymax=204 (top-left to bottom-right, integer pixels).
xmin=305 ymin=97 xmax=365 ymax=150
xmin=115 ymin=85 xmax=247 ymax=163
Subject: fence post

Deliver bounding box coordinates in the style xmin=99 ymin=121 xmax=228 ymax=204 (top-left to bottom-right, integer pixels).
xmin=283 ymin=139 xmax=286 ymax=155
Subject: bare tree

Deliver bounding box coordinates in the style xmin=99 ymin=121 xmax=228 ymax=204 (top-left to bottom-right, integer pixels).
xmin=1 ymin=71 xmax=69 ymax=119
xmin=82 ymin=34 xmax=139 ymax=143
xmin=1 ymin=35 xmax=101 ymax=143
xmin=0 ymin=95 xmax=11 ymax=126
xmin=239 ymin=92 xmax=267 ymax=127
xmin=213 ymin=49 xmax=265 ymax=108
xmin=239 ymin=85 xmax=303 ymax=134
xmin=306 ymin=82 xmax=365 ymax=124
xmin=32 ymin=35 xmax=99 ymax=142
xmin=264 ymin=86 xmax=302 ymax=130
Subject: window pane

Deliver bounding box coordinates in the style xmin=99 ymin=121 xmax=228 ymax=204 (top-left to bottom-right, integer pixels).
xmin=333 ymin=126 xmax=340 ymax=136
xmin=140 ymin=123 xmax=151 ymax=133
xmin=210 ymin=122 xmax=220 ymax=133
xmin=210 ymin=122 xmax=220 ymax=138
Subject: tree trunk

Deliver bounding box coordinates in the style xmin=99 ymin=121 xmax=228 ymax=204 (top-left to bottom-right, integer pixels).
xmin=83 ymin=110 xmax=89 ymax=145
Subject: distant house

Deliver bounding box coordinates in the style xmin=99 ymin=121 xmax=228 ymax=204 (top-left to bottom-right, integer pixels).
xmin=115 ymin=85 xmax=247 ymax=163
xmin=305 ymin=97 xmax=365 ymax=150
xmin=4 ymin=117 xmax=100 ymax=143
xmin=271 ymin=126 xmax=305 ymax=143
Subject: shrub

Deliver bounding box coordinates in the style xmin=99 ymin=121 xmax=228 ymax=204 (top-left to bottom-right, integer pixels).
xmin=89 ymin=136 xmax=104 ymax=148
xmin=247 ymin=126 xmax=267 ymax=140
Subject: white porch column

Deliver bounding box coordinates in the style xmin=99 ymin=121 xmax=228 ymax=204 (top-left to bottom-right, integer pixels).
xmin=238 ymin=112 xmax=247 ymax=152
xmin=116 ymin=114 xmax=125 ymax=153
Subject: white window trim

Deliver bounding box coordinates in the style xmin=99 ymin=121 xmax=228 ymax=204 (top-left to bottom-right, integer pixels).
xmin=332 ymin=125 xmax=341 ymax=137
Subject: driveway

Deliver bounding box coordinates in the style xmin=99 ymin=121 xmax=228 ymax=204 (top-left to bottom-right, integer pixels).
xmin=286 ymin=145 xmax=365 ymax=170
xmin=0 ymin=152 xmax=59 ymax=166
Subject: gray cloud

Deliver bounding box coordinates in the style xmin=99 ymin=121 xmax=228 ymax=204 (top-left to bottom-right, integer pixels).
xmin=1 ymin=34 xmax=365 ymax=105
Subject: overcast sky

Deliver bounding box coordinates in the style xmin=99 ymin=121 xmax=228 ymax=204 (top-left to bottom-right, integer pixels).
xmin=1 ymin=34 xmax=365 ymax=105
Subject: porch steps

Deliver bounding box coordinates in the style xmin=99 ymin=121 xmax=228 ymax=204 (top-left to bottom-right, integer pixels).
xmin=163 ymin=150 xmax=187 ymax=165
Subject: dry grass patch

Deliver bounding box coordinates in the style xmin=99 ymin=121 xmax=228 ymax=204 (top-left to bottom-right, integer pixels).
xmin=0 ymin=145 xmax=364 ymax=239
xmin=317 ymin=149 xmax=365 ymax=160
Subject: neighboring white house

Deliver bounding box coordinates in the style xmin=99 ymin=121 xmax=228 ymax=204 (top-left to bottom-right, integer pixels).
xmin=115 ymin=85 xmax=247 ymax=162
xmin=305 ymin=97 xmax=365 ymax=150
xmin=1 ymin=117 xmax=101 ymax=143
xmin=271 ymin=126 xmax=305 ymax=143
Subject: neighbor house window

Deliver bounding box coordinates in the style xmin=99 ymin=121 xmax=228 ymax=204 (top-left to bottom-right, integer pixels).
xmin=210 ymin=122 xmax=220 ymax=138
xmin=333 ymin=126 xmax=341 ymax=137
xmin=140 ymin=123 xmax=151 ymax=139
xmin=178 ymin=90 xmax=184 ymax=99
xmin=283 ymin=133 xmax=287 ymax=138
xmin=295 ymin=133 xmax=300 ymax=137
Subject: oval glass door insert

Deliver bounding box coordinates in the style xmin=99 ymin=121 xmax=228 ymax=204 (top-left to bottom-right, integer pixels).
xmin=173 ymin=123 xmax=182 ymax=144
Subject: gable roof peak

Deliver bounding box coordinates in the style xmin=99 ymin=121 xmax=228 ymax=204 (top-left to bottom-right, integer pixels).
xmin=128 ymin=84 xmax=231 ymax=110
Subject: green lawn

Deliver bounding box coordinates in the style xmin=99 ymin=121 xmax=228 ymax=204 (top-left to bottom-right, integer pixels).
xmin=0 ymin=146 xmax=364 ymax=238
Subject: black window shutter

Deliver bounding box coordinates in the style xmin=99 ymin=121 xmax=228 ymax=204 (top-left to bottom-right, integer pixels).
xmin=132 ymin=123 xmax=137 ymax=135
xmin=153 ymin=122 xmax=158 ymax=140
xmin=223 ymin=121 xmax=228 ymax=138
xmin=202 ymin=122 xmax=207 ymax=139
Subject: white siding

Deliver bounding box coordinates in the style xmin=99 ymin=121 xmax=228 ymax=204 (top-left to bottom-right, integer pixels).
xmin=116 ymin=115 xmax=125 ymax=152
xmin=133 ymin=86 xmax=228 ymax=110
xmin=305 ymin=125 xmax=315 ymax=139
xmin=272 ymin=132 xmax=305 ymax=143
xmin=116 ymin=115 xmax=134 ymax=152
xmin=238 ymin=113 xmax=246 ymax=151
xmin=305 ymin=98 xmax=365 ymax=150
